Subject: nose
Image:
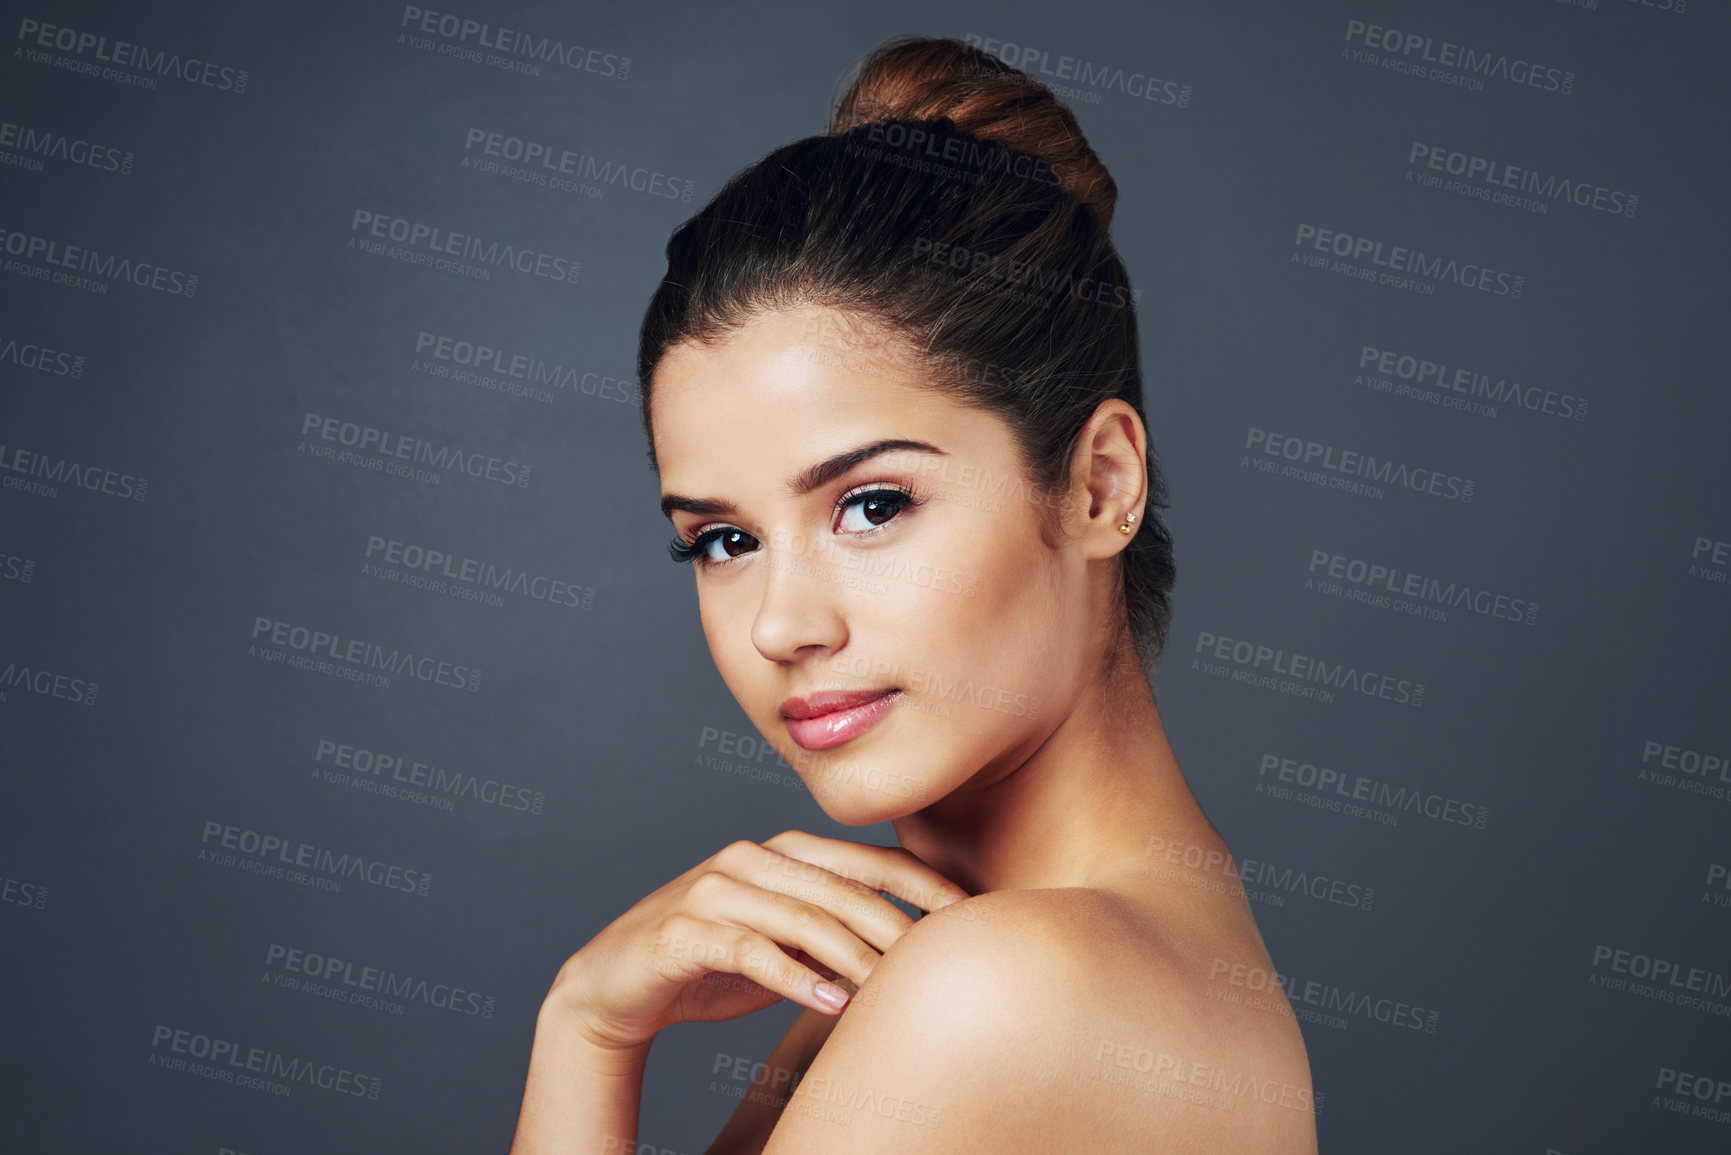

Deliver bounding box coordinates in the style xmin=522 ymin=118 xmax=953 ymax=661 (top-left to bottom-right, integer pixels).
xmin=749 ymin=537 xmax=849 ymax=663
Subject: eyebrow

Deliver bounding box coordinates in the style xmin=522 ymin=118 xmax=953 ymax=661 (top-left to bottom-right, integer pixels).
xmin=659 ymin=438 xmax=948 ymax=520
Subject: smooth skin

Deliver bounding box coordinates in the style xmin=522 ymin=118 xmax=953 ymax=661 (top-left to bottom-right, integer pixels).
xmin=509 ymin=305 xmax=1316 ymax=1154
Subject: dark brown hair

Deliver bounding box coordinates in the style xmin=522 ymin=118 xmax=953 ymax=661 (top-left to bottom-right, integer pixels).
xmin=637 ymin=34 xmax=1177 ymax=681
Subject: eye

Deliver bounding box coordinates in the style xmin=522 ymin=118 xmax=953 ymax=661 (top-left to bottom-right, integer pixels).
xmin=668 ymin=527 xmax=759 ymax=567
xmin=667 ymin=483 xmax=924 ymax=569
xmin=836 ymin=486 xmax=918 ymax=534
xmin=702 ymin=528 xmax=759 ymax=561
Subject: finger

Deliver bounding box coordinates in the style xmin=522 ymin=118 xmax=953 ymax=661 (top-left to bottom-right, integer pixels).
xmin=760 ymin=831 xmax=971 ymax=913
xmin=652 ymin=915 xmax=851 ymax=1016
xmin=704 ymin=837 xmax=969 ymax=956
xmin=789 ymin=947 xmax=841 ymax=983
xmin=687 ymin=871 xmax=883 ymax=987
xmin=720 ymin=849 xmax=919 ymax=955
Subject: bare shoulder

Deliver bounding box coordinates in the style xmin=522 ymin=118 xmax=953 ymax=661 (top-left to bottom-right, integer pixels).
xmin=761 ymin=888 xmax=1318 ymax=1154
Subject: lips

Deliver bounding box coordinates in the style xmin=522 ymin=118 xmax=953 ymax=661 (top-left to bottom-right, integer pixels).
xmin=780 ymin=688 xmax=903 ymax=750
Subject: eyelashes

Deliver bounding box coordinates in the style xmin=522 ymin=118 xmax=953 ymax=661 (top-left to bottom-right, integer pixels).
xmin=668 ymin=483 xmax=924 ymax=569
xmin=667 ymin=528 xmax=749 ymax=566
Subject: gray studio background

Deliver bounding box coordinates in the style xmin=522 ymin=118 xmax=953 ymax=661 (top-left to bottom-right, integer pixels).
xmin=3 ymin=0 xmax=1727 ymax=1151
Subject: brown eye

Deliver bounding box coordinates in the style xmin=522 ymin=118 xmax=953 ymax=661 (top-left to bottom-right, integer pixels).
xmin=671 ymin=526 xmax=761 ymax=566
xmin=837 ymin=488 xmax=913 ymax=533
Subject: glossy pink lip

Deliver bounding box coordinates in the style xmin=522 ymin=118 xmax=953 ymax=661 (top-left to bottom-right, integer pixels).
xmin=780 ymin=688 xmax=903 ymax=750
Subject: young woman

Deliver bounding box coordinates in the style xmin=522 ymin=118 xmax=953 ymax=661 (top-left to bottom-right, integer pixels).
xmin=511 ymin=35 xmax=1316 ymax=1154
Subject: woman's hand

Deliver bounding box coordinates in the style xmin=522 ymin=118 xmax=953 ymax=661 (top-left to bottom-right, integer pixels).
xmin=543 ymin=830 xmax=970 ymax=1053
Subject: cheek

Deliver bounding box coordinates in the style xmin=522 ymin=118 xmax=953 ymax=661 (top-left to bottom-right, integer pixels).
xmin=697 ymin=584 xmax=760 ymax=690
xmin=895 ymin=516 xmax=1068 ymax=726
xmin=965 ymin=517 xmax=1067 ymax=657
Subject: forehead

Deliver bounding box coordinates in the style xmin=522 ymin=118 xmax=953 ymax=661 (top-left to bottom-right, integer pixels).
xmin=650 ymin=306 xmax=980 ymax=483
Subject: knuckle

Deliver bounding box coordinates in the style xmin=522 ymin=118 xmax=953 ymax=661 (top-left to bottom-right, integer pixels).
xmin=787 ymin=900 xmax=826 ymax=928
xmin=652 ymin=913 xmax=687 ymax=950
xmin=649 ymin=917 xmax=693 ymax=972
xmin=765 ymin=829 xmax=813 ymax=853
xmin=687 ymin=869 xmax=730 ymax=902
xmin=715 ymin=839 xmax=760 ymax=868
xmin=727 ymin=929 xmax=760 ymax=966
xmin=840 ymin=876 xmax=880 ymax=903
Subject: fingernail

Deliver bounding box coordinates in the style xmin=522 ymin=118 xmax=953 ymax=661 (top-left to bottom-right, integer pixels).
xmin=814 ymin=981 xmax=850 ymax=1010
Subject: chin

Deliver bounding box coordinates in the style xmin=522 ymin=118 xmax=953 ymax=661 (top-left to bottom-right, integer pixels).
xmin=808 ymin=790 xmax=908 ymax=827
xmin=776 ymin=727 xmax=944 ymax=826
xmin=786 ymin=755 xmax=933 ymax=826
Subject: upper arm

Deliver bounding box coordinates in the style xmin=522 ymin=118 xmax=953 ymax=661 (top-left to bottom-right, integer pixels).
xmin=705 ymin=1004 xmax=841 ymax=1155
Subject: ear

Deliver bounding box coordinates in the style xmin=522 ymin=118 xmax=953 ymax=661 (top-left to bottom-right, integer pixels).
xmin=1069 ymin=399 xmax=1147 ymax=561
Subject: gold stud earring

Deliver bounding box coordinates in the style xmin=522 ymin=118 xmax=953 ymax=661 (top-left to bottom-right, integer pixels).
xmin=1118 ymin=512 xmax=1138 ymax=535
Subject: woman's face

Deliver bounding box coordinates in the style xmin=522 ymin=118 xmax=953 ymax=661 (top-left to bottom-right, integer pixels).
xmin=651 ymin=305 xmax=1098 ymax=825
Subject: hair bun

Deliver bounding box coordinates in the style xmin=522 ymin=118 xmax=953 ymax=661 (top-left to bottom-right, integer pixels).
xmin=827 ymin=35 xmax=1118 ymax=229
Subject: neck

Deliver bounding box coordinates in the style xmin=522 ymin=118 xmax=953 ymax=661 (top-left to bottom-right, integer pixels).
xmin=890 ymin=644 xmax=1220 ymax=897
